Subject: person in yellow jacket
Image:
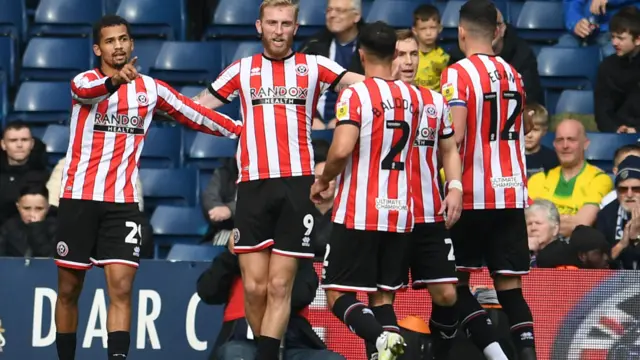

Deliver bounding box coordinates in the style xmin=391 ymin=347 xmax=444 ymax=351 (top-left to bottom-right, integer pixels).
xmin=528 ymin=119 xmax=613 ymax=237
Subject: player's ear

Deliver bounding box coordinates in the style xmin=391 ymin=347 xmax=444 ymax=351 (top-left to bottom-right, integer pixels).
xmin=358 ymin=48 xmax=365 ymax=65
xmin=255 ymin=19 xmax=262 ymax=37
xmin=92 ymin=43 xmax=101 ymax=57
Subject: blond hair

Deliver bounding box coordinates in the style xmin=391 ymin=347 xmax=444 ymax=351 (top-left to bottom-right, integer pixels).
xmin=524 ymin=103 xmax=549 ymax=128
xmin=259 ymin=0 xmax=299 ymax=20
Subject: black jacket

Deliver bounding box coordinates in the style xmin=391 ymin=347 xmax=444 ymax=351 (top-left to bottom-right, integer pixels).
xmin=594 ymin=52 xmax=640 ymax=132
xmin=0 ymin=216 xmax=57 ymax=257
xmin=448 ymin=25 xmax=544 ymax=105
xmin=196 ymin=250 xmax=325 ymax=359
xmin=596 ymin=199 xmax=640 ymax=269
xmin=298 ymin=23 xmax=365 ymax=75
xmin=200 ymin=158 xmax=238 ymax=242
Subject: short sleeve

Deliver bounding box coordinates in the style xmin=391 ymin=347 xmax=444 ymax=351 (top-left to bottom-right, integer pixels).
xmin=335 ymin=87 xmax=361 ymax=127
xmin=584 ymin=172 xmax=614 ymax=205
xmin=208 ymin=61 xmax=241 ymax=104
xmin=527 ymin=172 xmax=547 ymax=200
xmin=316 ymin=55 xmax=347 ymax=92
xmin=440 ymin=66 xmax=468 ymax=107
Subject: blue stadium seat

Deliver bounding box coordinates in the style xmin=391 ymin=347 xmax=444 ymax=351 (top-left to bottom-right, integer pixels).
xmin=601 ymin=43 xmax=615 ymax=58
xmin=555 ymin=90 xmax=594 ymax=115
xmin=537 ymin=46 xmax=599 ymax=106
xmin=8 ymin=82 xmax=71 ymax=126
xmin=150 ymin=205 xmax=208 ymax=247
xmin=103 ymin=0 xmax=122 ymax=14
xmin=179 ymin=86 xmax=240 ymax=119
xmin=515 ymin=2 xmax=564 ymax=43
xmin=224 ymin=41 xmax=263 ymax=65
xmin=138 ymin=168 xmax=198 ymax=212
xmin=438 ymin=0 xmax=508 ymax=39
xmin=149 ymin=42 xmax=221 ymax=85
xmin=116 ymin=0 xmax=186 ymax=40
xmin=297 ymin=0 xmax=327 ymax=38
xmin=204 ymin=0 xmax=261 ymax=39
xmin=30 ymin=0 xmax=103 ymax=38
xmin=361 ymin=1 xmax=372 ymax=19
xmin=366 ymin=0 xmax=414 ymax=28
xmin=0 ymin=72 xmax=7 ymax=126
xmin=0 ymin=0 xmax=27 ymax=44
xmin=139 ymin=125 xmax=181 ymax=168
xmin=0 ymin=37 xmax=16 ymax=86
xmin=21 ymin=38 xmax=92 ymax=81
xmin=185 ymin=131 xmax=238 ymax=170
xmin=41 ymin=124 xmax=70 ymax=166
xmin=131 ymin=40 xmax=164 ymax=75
xmin=166 ymin=244 xmax=225 ymax=261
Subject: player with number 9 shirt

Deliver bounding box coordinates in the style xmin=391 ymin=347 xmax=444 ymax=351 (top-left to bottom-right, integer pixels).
xmin=440 ymin=1 xmax=536 ymax=360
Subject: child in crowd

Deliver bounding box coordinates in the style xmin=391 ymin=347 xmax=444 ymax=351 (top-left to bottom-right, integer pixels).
xmin=525 ymin=103 xmax=559 ymax=178
xmin=412 ymin=4 xmax=450 ymax=92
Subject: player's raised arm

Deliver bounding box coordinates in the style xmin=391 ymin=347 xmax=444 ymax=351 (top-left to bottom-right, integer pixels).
xmin=440 ymin=67 xmax=468 ymax=146
xmin=156 ymin=80 xmax=243 ymax=138
xmin=70 ymin=57 xmax=138 ymax=104
xmin=192 ymin=61 xmax=242 ymax=109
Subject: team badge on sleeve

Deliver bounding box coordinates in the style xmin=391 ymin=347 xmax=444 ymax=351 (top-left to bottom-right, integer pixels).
xmin=442 ymin=83 xmax=454 ymax=101
xmin=336 ymin=101 xmax=349 ymax=120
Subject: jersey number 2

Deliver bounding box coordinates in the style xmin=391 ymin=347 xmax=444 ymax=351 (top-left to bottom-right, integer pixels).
xmin=483 ymin=91 xmax=522 ymax=141
xmin=381 ymin=120 xmax=411 ymax=171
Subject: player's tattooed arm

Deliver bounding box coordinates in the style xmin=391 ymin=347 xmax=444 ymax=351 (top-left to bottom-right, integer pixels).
xmin=333 ymin=72 xmax=365 ymax=92
xmin=191 ymin=88 xmax=226 ymax=109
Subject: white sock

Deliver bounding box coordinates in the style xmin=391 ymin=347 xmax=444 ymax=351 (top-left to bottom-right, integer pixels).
xmin=483 ymin=342 xmax=509 ymax=360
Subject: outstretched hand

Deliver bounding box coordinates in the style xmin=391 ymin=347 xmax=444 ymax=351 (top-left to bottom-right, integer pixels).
xmin=111 ymin=57 xmax=139 ymax=86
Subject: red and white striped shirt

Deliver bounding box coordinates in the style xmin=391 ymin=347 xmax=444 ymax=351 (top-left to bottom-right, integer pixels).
xmin=331 ymin=78 xmax=423 ymax=233
xmin=440 ymin=54 xmax=528 ymax=210
xmin=62 ymin=69 xmax=243 ymax=204
xmin=208 ymin=53 xmax=346 ymax=183
xmin=411 ymin=88 xmax=454 ymax=224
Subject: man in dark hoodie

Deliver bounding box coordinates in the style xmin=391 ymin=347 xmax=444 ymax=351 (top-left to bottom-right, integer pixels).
xmin=0 ymin=121 xmax=50 ymax=226
xmin=196 ymin=240 xmax=345 ymax=360
xmin=447 ymin=9 xmax=543 ymax=105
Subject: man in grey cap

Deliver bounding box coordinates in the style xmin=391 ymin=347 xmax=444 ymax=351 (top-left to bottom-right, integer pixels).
xmin=596 ymin=155 xmax=640 ymax=269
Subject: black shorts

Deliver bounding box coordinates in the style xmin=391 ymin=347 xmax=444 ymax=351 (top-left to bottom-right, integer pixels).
xmin=321 ymin=223 xmax=409 ymax=292
xmin=449 ymin=209 xmax=530 ymax=276
xmin=55 ymin=199 xmax=145 ymax=270
xmin=233 ymin=176 xmax=316 ymax=258
xmin=404 ymin=222 xmax=458 ymax=289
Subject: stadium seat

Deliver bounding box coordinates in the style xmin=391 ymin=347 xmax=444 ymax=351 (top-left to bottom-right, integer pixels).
xmin=116 ymin=0 xmax=186 ymax=40
xmin=138 ymin=168 xmax=198 ymax=212
xmin=297 ymin=0 xmax=327 ymax=38
xmin=366 ymin=0 xmax=414 ymax=28
xmin=440 ymin=1 xmax=465 ymax=40
xmin=166 ymin=244 xmax=225 ymax=261
xmin=139 ymin=125 xmax=181 ymax=168
xmin=21 ymin=38 xmax=92 ymax=81
xmin=204 ymin=0 xmax=261 ymax=39
xmin=0 ymin=0 xmax=27 ymax=44
xmin=131 ymin=39 xmax=164 ymax=75
xmin=514 ymin=2 xmax=564 ymax=43
xmin=150 ymin=205 xmax=208 ymax=248
xmin=224 ymin=41 xmax=263 ymax=65
xmin=601 ymin=43 xmax=615 ymax=58
xmin=537 ymin=46 xmax=599 ymax=89
xmin=185 ymin=131 xmax=238 ymax=171
xmin=179 ymin=86 xmax=240 ymax=119
xmin=0 ymin=36 xmax=16 ymax=86
xmin=103 ymin=0 xmax=122 ymax=14
xmin=8 ymin=82 xmax=71 ymax=126
xmin=30 ymin=0 xmax=103 ymax=38
xmin=0 ymin=72 xmax=7 ymax=126
xmin=41 ymin=124 xmax=70 ymax=166
xmin=555 ymin=90 xmax=594 ymax=115
xmin=149 ymin=42 xmax=221 ymax=85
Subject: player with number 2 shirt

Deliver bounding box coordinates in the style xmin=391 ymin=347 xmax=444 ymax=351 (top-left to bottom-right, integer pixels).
xmin=440 ymin=1 xmax=536 ymax=360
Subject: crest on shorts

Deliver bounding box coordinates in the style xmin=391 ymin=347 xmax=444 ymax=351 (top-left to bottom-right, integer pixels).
xmin=295 ymin=64 xmax=308 ymax=76
xmin=56 ymin=241 xmax=69 ymax=257
xmin=136 ymin=92 xmax=148 ymax=106
xmin=232 ymin=228 xmax=241 ymax=244
xmin=425 ymin=104 xmax=437 ymax=117
xmin=442 ymin=83 xmax=454 ymax=101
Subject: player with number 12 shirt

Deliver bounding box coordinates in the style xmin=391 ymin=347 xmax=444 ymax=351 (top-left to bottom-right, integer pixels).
xmin=440 ymin=1 xmax=536 ymax=360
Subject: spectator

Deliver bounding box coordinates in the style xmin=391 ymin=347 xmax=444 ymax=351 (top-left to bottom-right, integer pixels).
xmin=601 ymin=144 xmax=640 ymax=207
xmin=596 ymin=155 xmax=640 ymax=269
xmin=528 ymin=119 xmax=613 ymax=237
xmin=594 ymin=7 xmax=640 ymax=133
xmin=0 ymin=183 xmax=56 ymax=258
xmin=299 ymin=0 xmax=364 ymax=129
xmin=196 ymin=241 xmax=345 ymax=360
xmin=448 ymin=8 xmax=543 ymax=105
xmin=310 ymin=140 xmax=334 ymax=258
xmin=525 ymin=199 xmax=561 ymax=267
xmin=524 ymin=103 xmax=559 ymax=178
xmin=537 ymin=225 xmax=610 ymax=269
xmin=411 ymin=4 xmax=449 ymax=92
xmin=200 ymin=158 xmax=238 ymax=245
xmin=0 ymin=121 xmax=50 ymax=226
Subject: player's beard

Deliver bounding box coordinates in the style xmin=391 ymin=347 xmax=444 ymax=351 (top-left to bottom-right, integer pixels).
xmin=262 ymin=34 xmax=293 ymax=59
xmin=111 ymin=53 xmax=129 ymax=70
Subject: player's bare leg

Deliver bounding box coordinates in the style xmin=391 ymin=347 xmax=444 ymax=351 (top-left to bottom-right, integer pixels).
xmin=327 ymin=290 xmax=404 ymax=360
xmin=256 ymin=253 xmax=298 ymax=360
xmin=426 ymin=283 xmax=459 ymax=359
xmin=104 ymin=264 xmax=137 ymax=359
xmin=494 ymin=275 xmax=536 ymax=360
xmin=55 ymin=267 xmax=87 ymax=360
xmin=238 ymin=250 xmax=270 ymax=337
xmin=456 ymin=271 xmax=509 ymax=360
